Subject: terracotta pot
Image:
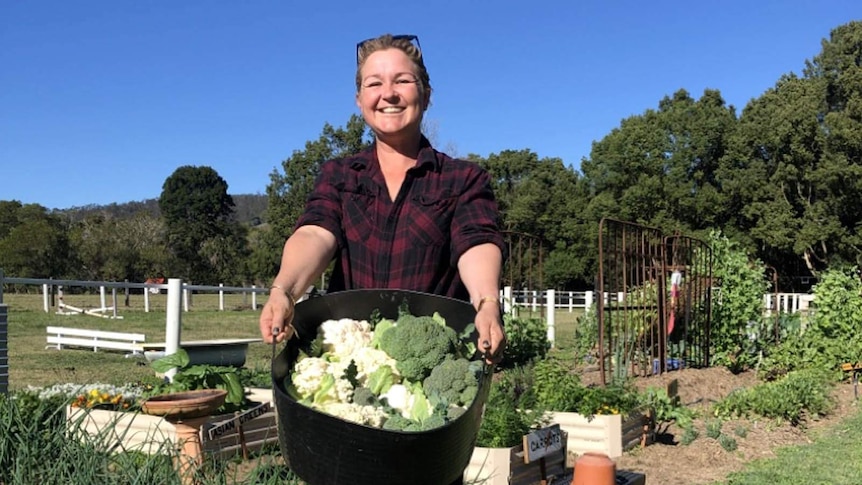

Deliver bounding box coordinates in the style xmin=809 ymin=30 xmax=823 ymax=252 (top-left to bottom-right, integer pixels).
xmin=572 ymin=452 xmax=615 ymax=485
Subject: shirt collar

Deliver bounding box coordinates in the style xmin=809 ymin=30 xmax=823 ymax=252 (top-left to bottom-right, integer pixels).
xmin=348 ymin=135 xmax=441 ymax=172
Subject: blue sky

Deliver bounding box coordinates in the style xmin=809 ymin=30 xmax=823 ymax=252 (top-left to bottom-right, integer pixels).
xmin=1 ymin=1 xmax=858 ymax=210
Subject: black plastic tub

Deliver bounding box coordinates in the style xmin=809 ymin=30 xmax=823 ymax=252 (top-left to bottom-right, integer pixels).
xmin=271 ymin=289 xmax=492 ymax=485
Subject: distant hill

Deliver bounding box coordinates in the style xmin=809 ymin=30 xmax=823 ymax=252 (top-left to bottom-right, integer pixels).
xmin=54 ymin=193 xmax=269 ymax=226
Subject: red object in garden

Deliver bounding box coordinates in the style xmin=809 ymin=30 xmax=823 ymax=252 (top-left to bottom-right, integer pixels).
xmin=572 ymin=452 xmax=616 ymax=485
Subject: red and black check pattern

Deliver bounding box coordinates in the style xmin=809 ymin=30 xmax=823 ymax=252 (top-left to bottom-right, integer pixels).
xmin=295 ymin=137 xmax=504 ymax=301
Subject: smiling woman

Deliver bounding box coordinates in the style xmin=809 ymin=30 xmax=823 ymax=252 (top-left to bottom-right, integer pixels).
xmin=258 ymin=33 xmax=509 ymax=485
xmin=259 ymin=33 xmax=508 ymax=364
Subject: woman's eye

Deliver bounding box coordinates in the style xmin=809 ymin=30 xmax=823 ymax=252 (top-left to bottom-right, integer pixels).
xmin=396 ymin=78 xmax=417 ymax=84
xmin=364 ymin=81 xmax=382 ymax=88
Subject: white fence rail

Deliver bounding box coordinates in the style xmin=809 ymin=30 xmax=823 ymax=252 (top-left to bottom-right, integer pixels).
xmin=505 ymin=288 xmax=812 ymax=316
xmin=0 ymin=273 xmax=267 ymax=314
xmin=0 ymin=272 xmax=813 ymax=318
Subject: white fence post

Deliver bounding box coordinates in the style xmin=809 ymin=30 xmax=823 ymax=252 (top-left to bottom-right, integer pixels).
xmin=219 ymin=283 xmax=225 ymax=311
xmin=165 ymin=278 xmax=183 ymax=382
xmin=100 ymin=286 xmax=106 ymax=309
xmin=585 ymin=291 xmax=594 ymax=309
xmin=183 ymin=285 xmax=190 ymax=312
xmin=503 ymin=286 xmax=513 ymax=315
xmin=252 ymin=285 xmax=258 ymax=310
xmin=42 ymin=283 xmax=50 ymax=313
xmin=112 ymin=288 xmax=118 ymax=319
xmin=546 ymin=289 xmax=555 ymax=348
xmin=144 ymin=288 xmax=150 ymax=312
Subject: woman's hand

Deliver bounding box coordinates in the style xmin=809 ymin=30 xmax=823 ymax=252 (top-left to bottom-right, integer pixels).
xmin=259 ymin=286 xmax=296 ymax=344
xmin=475 ymin=299 xmax=506 ymax=365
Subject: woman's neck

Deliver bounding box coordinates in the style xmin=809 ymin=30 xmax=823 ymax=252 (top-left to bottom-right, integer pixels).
xmin=375 ymin=131 xmax=423 ymax=168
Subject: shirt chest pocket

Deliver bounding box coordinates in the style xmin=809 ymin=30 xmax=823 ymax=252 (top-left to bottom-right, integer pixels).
xmin=341 ymin=184 xmax=377 ymax=243
xmin=407 ymin=193 xmax=457 ymax=246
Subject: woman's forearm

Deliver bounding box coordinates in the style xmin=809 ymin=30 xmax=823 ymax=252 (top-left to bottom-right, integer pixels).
xmin=271 ymin=225 xmax=337 ymax=298
xmin=457 ymin=243 xmax=503 ymax=307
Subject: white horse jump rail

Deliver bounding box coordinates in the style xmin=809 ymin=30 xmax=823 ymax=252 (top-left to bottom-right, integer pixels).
xmin=45 ymin=326 xmax=145 ymax=356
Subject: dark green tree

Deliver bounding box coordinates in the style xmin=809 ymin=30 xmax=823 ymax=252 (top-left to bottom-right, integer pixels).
xmin=582 ymin=89 xmax=736 ymax=237
xmin=260 ymin=115 xmax=370 ymax=282
xmin=159 ymin=166 xmax=246 ymax=284
xmin=719 ymin=20 xmax=862 ymax=277
xmin=473 ymin=149 xmax=590 ymax=289
xmin=0 ymin=201 xmax=71 ymax=278
xmin=68 ymin=212 xmax=172 ymax=282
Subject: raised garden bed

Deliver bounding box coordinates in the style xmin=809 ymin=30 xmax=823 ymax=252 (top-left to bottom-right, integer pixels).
xmin=463 ymin=433 xmax=568 ymax=485
xmin=66 ymin=388 xmax=276 ymax=460
xmin=546 ymin=409 xmax=654 ymax=460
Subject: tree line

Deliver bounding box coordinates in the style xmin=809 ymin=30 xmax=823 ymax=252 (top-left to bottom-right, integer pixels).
xmin=1 ymin=21 xmax=859 ymax=292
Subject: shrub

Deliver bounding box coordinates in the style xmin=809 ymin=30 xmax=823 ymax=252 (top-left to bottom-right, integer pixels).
xmin=718 ymin=434 xmax=738 ymax=452
xmin=501 ymin=313 xmax=550 ymax=367
xmin=713 ymin=369 xmax=835 ymax=425
xmin=708 ymin=230 xmax=770 ymax=372
xmin=476 ymin=369 xmax=545 ymax=448
xmin=680 ymin=427 xmax=699 ymax=445
xmin=706 ymin=419 xmax=723 ymax=439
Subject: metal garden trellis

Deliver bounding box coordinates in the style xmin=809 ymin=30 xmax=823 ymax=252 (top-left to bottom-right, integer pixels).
xmin=596 ymin=218 xmax=713 ymax=385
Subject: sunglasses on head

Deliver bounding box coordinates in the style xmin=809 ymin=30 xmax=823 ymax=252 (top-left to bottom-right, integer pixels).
xmin=356 ymin=34 xmax=421 ymax=64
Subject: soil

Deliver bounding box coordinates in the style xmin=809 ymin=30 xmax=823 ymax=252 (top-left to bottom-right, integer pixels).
xmin=231 ymin=368 xmax=860 ymax=485
xmin=610 ymin=367 xmax=860 ymax=485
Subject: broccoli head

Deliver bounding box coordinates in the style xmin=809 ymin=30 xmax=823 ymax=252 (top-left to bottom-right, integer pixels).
xmin=377 ymin=315 xmax=460 ymax=382
xmin=381 ymin=413 xmax=447 ymax=432
xmin=351 ymin=387 xmax=378 ymax=406
xmin=422 ymin=357 xmax=482 ymax=407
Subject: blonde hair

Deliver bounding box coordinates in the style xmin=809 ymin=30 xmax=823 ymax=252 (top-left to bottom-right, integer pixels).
xmin=355 ymin=34 xmax=431 ymax=98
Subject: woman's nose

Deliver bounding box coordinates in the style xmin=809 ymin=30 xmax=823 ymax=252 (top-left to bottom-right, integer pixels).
xmin=383 ymin=81 xmax=400 ymax=99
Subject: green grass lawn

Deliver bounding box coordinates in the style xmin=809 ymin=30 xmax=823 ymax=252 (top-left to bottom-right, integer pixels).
xmin=713 ymin=408 xmax=862 ymax=485
xmin=3 ymin=293 xmax=272 ymax=390
xmin=2 ymin=293 xmax=584 ymax=390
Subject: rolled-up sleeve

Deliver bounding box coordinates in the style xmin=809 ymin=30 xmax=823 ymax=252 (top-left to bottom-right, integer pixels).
xmin=450 ymin=166 xmax=506 ymax=267
xmin=294 ymin=160 xmax=346 ymax=248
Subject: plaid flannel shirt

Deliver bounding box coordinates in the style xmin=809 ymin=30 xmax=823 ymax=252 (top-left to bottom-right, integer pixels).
xmin=295 ymin=137 xmax=504 ymax=301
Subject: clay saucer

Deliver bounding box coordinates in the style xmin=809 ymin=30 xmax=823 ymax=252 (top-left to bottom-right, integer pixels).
xmin=141 ymin=389 xmax=228 ymax=420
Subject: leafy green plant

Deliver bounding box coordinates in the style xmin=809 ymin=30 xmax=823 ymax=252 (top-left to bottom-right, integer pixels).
xmin=148 ymin=348 xmax=246 ymax=413
xmin=718 ymin=433 xmax=738 ymax=452
xmin=573 ymin=304 xmax=599 ymax=365
xmin=706 ymin=419 xmax=723 ymax=439
xmin=713 ymin=369 xmax=835 ymax=425
xmin=708 ymin=230 xmax=770 ymax=372
xmin=475 ymin=373 xmax=545 ymax=448
xmin=638 ymin=386 xmax=696 ymax=433
xmin=810 ymin=266 xmax=862 ymax=339
xmin=680 ymin=427 xmax=699 ymax=445
xmin=734 ymin=425 xmax=748 ymax=438
xmin=529 ymin=357 xmax=641 ymax=417
xmin=501 ymin=313 xmax=551 ymax=368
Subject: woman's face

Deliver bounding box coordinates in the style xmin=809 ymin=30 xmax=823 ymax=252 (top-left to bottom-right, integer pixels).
xmin=356 ymin=48 xmax=429 ymax=143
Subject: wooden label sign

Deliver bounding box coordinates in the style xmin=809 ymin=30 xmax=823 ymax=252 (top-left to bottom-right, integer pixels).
xmin=523 ymin=423 xmax=563 ymax=463
xmin=207 ymin=401 xmax=272 ymax=439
